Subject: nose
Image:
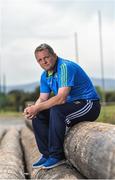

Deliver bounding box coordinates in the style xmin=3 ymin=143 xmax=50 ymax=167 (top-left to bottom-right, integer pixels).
xmin=42 ymin=59 xmax=47 ymax=64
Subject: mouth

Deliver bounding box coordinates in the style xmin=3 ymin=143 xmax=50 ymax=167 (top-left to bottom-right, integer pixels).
xmin=43 ymin=64 xmax=49 ymax=68
xmin=42 ymin=64 xmax=50 ymax=70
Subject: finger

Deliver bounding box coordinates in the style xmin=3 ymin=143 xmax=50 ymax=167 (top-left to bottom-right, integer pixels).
xmin=26 ymin=115 xmax=35 ymax=120
xmin=28 ymin=115 xmax=34 ymax=120
xmin=24 ymin=108 xmax=28 ymax=114
xmin=23 ymin=111 xmax=29 ymax=116
xmin=25 ymin=114 xmax=31 ymax=119
xmin=31 ymin=114 xmax=37 ymax=119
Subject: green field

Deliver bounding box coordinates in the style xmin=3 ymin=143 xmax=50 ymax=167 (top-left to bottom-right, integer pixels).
xmin=0 ymin=111 xmax=23 ymax=118
xmin=0 ymin=105 xmax=115 ymax=124
xmin=97 ymin=104 xmax=115 ymax=124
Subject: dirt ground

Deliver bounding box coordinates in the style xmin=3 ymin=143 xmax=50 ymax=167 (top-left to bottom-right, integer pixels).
xmin=0 ymin=115 xmax=25 ymax=128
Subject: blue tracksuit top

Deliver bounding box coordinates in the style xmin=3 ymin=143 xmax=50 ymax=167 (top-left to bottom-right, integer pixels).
xmin=40 ymin=57 xmax=100 ymax=102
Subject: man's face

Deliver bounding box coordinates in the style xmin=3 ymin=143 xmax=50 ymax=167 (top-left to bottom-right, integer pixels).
xmin=35 ymin=49 xmax=57 ymax=71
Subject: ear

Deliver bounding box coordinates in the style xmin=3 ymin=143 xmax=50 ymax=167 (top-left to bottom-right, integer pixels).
xmin=54 ymin=53 xmax=57 ymax=58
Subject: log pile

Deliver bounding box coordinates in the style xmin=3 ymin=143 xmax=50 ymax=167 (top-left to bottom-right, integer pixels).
xmin=0 ymin=119 xmax=115 ymax=179
xmin=0 ymin=127 xmax=25 ymax=179
xmin=64 ymin=121 xmax=115 ymax=179
xmin=25 ymin=119 xmax=115 ymax=179
xmin=21 ymin=127 xmax=84 ymax=179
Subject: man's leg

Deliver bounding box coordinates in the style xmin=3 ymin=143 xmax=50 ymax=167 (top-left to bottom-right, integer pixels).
xmin=32 ymin=109 xmax=50 ymax=158
xmin=49 ymin=105 xmax=66 ymax=160
xmin=48 ymin=100 xmax=101 ymax=159
xmin=34 ymin=100 xmax=100 ymax=169
xmin=41 ymin=103 xmax=77 ymax=169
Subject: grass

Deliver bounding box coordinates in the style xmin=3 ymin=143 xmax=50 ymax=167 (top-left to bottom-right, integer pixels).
xmin=0 ymin=104 xmax=115 ymax=124
xmin=97 ymin=104 xmax=115 ymax=124
xmin=0 ymin=110 xmax=23 ymax=118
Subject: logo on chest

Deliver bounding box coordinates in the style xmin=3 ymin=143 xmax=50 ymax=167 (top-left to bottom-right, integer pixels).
xmin=47 ymin=73 xmax=58 ymax=88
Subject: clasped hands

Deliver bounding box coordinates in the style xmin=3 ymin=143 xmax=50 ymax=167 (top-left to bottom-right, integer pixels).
xmin=23 ymin=104 xmax=38 ymax=120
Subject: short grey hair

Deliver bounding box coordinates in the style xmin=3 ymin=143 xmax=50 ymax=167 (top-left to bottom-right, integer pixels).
xmin=34 ymin=43 xmax=55 ymax=55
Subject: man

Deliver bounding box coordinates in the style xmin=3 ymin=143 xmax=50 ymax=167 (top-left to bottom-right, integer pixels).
xmin=24 ymin=43 xmax=101 ymax=169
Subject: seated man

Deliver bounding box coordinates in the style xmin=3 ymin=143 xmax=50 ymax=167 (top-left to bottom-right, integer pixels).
xmin=24 ymin=43 xmax=101 ymax=169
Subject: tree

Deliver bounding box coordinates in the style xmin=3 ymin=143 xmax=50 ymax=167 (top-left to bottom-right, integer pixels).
xmin=8 ymin=90 xmax=25 ymax=111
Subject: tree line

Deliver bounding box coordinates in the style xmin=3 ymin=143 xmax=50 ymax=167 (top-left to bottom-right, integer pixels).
xmin=0 ymin=86 xmax=115 ymax=112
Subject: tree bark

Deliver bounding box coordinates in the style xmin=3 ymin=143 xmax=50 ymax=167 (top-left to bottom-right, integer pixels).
xmin=25 ymin=119 xmax=33 ymax=130
xmin=0 ymin=127 xmax=25 ymax=179
xmin=64 ymin=121 xmax=115 ymax=179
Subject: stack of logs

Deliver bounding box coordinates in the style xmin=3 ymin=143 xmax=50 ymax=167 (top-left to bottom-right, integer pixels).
xmin=0 ymin=120 xmax=115 ymax=179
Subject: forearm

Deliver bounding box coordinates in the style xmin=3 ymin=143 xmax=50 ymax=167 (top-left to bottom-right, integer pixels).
xmin=24 ymin=88 xmax=70 ymax=119
xmin=35 ymin=97 xmax=45 ymax=105
xmin=35 ymin=95 xmax=65 ymax=112
xmin=35 ymin=93 xmax=50 ymax=105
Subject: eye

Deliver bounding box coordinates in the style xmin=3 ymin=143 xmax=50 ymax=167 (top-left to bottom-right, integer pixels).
xmin=44 ymin=55 xmax=50 ymax=60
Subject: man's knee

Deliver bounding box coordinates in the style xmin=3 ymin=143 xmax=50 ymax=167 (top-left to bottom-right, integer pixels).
xmin=50 ymin=105 xmax=62 ymax=116
xmin=50 ymin=105 xmax=66 ymax=121
xmin=50 ymin=105 xmax=66 ymax=129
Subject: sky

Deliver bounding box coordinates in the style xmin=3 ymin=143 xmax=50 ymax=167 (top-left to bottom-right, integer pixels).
xmin=0 ymin=0 xmax=115 ymax=85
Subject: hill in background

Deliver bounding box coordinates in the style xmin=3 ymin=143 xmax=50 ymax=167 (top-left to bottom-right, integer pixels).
xmin=5 ymin=78 xmax=115 ymax=93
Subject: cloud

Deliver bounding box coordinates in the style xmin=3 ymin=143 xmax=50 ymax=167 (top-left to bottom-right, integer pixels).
xmin=0 ymin=0 xmax=115 ymax=85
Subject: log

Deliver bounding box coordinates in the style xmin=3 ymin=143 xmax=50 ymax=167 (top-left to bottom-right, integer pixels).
xmin=21 ymin=127 xmax=84 ymax=179
xmin=25 ymin=119 xmax=33 ymax=131
xmin=21 ymin=127 xmax=40 ymax=175
xmin=0 ymin=127 xmax=25 ymax=179
xmin=0 ymin=127 xmax=6 ymax=142
xmin=64 ymin=121 xmax=115 ymax=179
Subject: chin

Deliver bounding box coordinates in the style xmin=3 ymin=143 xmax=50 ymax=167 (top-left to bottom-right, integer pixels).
xmin=43 ymin=67 xmax=50 ymax=71
xmin=44 ymin=66 xmax=53 ymax=71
